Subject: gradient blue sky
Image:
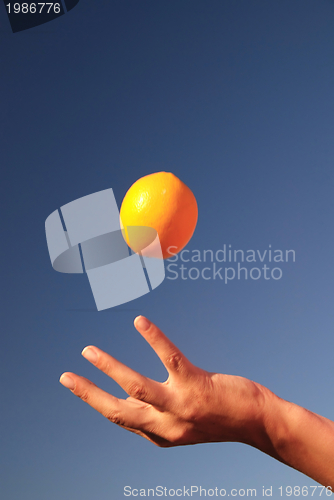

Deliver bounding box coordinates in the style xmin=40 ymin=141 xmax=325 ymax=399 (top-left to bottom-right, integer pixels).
xmin=1 ymin=1 xmax=334 ymax=498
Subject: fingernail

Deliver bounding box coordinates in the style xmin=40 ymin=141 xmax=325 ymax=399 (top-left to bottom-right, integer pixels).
xmin=135 ymin=316 xmax=151 ymax=331
xmin=60 ymin=374 xmax=75 ymax=390
xmin=82 ymin=347 xmax=98 ymax=364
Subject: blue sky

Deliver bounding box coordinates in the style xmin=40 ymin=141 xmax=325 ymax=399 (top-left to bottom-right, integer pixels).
xmin=1 ymin=1 xmax=334 ymax=498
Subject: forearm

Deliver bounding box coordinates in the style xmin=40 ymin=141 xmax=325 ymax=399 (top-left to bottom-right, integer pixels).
xmin=253 ymin=385 xmax=334 ymax=488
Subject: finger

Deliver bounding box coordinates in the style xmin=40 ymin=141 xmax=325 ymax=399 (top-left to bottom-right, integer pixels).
xmin=81 ymin=346 xmax=167 ymax=407
xmin=134 ymin=316 xmax=194 ymax=378
xmin=59 ymin=372 xmax=153 ymax=429
xmin=126 ymin=396 xmax=145 ymax=405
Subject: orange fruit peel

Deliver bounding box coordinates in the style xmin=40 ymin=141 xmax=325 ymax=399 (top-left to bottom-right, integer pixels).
xmin=120 ymin=172 xmax=198 ymax=259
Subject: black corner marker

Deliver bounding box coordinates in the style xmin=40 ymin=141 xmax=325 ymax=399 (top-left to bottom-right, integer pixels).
xmin=3 ymin=0 xmax=81 ymax=33
xmin=63 ymin=0 xmax=80 ymax=12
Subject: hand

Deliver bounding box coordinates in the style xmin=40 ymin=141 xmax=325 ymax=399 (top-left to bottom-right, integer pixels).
xmin=60 ymin=316 xmax=334 ymax=487
xmin=59 ymin=316 xmax=267 ymax=448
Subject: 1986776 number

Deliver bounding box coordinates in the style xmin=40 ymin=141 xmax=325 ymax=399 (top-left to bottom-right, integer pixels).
xmin=279 ymin=486 xmax=332 ymax=496
xmin=6 ymin=3 xmax=61 ymax=14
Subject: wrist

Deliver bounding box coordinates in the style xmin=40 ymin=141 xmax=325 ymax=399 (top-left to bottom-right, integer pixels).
xmin=241 ymin=383 xmax=291 ymax=462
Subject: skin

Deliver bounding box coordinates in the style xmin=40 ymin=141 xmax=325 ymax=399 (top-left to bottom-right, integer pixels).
xmin=60 ymin=316 xmax=334 ymax=488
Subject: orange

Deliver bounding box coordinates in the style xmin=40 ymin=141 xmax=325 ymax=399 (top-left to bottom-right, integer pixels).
xmin=120 ymin=172 xmax=198 ymax=259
